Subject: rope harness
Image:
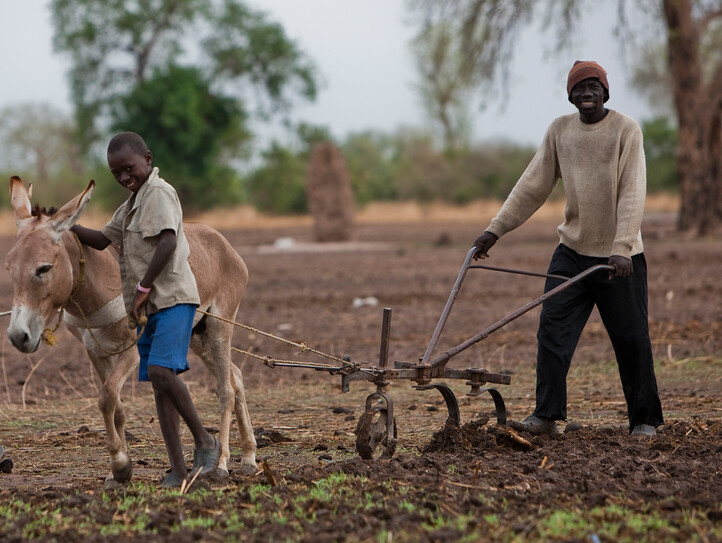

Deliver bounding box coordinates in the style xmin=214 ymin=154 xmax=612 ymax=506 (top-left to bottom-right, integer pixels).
xmin=41 ymin=233 xmax=146 ymax=355
xmin=195 ymin=309 xmax=359 ymax=374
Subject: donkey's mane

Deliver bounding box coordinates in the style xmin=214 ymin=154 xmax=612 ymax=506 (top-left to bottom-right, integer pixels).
xmin=31 ymin=204 xmax=58 ymax=218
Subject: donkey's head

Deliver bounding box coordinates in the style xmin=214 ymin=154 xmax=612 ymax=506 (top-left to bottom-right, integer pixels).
xmin=5 ymin=177 xmax=95 ymax=352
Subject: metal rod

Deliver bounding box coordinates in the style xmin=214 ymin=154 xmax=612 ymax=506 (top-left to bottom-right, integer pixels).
xmin=428 ymin=263 xmax=613 ymax=368
xmin=268 ymin=361 xmax=377 ymax=374
xmin=469 ymin=264 xmax=569 ymax=281
xmin=420 ymin=248 xmax=573 ymax=365
xmin=419 ymin=247 xmax=477 ymax=364
xmin=378 ymin=308 xmax=392 ymax=368
xmin=343 ymin=366 xmax=512 ymax=385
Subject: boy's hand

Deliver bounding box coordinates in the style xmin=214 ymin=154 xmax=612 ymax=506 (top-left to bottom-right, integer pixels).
xmin=608 ymin=255 xmax=633 ymax=279
xmin=472 ymin=231 xmax=498 ymax=260
xmin=130 ymin=290 xmax=150 ymax=322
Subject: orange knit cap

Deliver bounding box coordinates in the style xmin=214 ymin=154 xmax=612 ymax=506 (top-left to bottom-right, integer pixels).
xmin=567 ymin=60 xmax=609 ymax=102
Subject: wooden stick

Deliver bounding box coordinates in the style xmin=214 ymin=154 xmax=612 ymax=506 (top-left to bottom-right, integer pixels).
xmin=1 ymin=337 xmax=11 ymax=404
xmin=261 ymin=459 xmax=278 ymax=486
xmin=445 ymin=479 xmax=488 ymax=490
xmin=59 ymin=370 xmax=86 ymax=400
xmin=87 ymin=356 xmax=98 ymax=397
xmin=21 ymin=356 xmax=45 ymax=410
xmin=439 ymin=501 xmax=461 ymax=517
xmin=500 ymin=426 xmax=535 ymax=449
xmin=182 ymin=469 xmax=203 ymax=495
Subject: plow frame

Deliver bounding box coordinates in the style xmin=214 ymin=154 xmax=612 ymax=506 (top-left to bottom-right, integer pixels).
xmin=347 ymin=247 xmax=613 ymax=459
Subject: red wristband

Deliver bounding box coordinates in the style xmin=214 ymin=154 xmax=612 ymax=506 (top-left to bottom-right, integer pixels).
xmin=136 ymin=282 xmax=151 ymax=293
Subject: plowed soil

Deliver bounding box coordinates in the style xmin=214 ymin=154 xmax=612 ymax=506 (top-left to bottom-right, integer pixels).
xmin=0 ymin=211 xmax=720 ymax=542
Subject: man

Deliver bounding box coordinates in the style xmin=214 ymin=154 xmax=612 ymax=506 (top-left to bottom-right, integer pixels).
xmin=473 ymin=60 xmax=664 ymax=436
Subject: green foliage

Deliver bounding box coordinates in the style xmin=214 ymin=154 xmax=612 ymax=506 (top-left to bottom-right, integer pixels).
xmin=0 ymin=103 xmax=89 ymax=207
xmin=452 ymin=141 xmax=537 ymax=202
xmin=342 ymin=131 xmax=400 ymax=204
xmin=245 ymin=141 xmax=310 ymax=214
xmin=51 ymin=0 xmax=209 ymax=150
xmin=407 ymin=0 xmax=536 ymax=150
xmin=642 ymin=116 xmax=678 ymax=192
xmin=111 ymin=64 xmax=249 ymax=211
xmin=243 ymin=125 xmax=538 ymax=213
xmin=0 ymin=473 xmax=718 ymax=542
xmin=393 ymin=129 xmax=449 ymax=202
xmin=245 ymin=123 xmax=334 ymax=214
xmin=203 ymin=0 xmax=318 ymax=114
xmin=393 ymin=130 xmax=535 ymax=203
xmin=534 ymin=504 xmax=682 ymax=541
xmin=50 ymin=0 xmax=319 ymax=195
xmin=51 ymin=0 xmax=317 ymax=142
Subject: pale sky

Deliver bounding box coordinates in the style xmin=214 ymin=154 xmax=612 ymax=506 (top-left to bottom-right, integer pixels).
xmin=2 ymin=1 xmax=652 ymax=149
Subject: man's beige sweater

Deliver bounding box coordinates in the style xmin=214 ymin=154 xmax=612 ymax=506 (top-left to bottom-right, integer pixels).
xmin=486 ymin=110 xmax=645 ymax=259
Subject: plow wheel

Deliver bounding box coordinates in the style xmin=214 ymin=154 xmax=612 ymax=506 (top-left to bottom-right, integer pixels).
xmin=355 ymin=392 xmax=397 ymax=460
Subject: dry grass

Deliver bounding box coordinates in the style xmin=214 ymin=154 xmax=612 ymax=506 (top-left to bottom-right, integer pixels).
xmin=0 ymin=194 xmax=680 ymax=236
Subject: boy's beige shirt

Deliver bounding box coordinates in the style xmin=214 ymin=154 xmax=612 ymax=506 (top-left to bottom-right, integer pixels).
xmin=102 ymin=167 xmax=200 ymax=315
xmin=486 ymin=110 xmax=646 ymax=260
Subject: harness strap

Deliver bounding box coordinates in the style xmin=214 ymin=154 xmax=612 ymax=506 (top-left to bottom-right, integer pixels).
xmin=63 ymin=294 xmax=126 ymax=329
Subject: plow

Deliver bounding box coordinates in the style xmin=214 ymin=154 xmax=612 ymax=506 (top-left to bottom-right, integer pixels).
xmin=230 ymin=246 xmax=614 ymax=460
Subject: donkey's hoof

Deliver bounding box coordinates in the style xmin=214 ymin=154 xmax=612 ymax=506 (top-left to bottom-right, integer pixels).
xmin=111 ymin=461 xmax=133 ymax=484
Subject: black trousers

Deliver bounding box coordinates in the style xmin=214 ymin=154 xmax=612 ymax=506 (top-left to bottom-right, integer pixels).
xmin=533 ymin=244 xmax=664 ymax=431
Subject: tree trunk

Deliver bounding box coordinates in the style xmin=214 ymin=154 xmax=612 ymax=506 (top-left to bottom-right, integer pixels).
xmin=663 ymin=0 xmax=722 ymax=234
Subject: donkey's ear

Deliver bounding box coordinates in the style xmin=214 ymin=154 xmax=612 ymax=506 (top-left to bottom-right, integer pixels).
xmin=47 ymin=180 xmax=96 ymax=235
xmin=9 ymin=176 xmax=33 ymax=224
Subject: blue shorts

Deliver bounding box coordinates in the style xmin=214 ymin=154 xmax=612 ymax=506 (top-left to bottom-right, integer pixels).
xmin=137 ymin=304 xmax=197 ymax=382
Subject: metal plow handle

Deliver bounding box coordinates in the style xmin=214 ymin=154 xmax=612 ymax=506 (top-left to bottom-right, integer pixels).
xmin=421 ymin=247 xmax=613 ymax=369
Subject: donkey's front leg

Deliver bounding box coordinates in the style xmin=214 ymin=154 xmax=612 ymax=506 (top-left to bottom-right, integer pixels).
xmin=95 ymin=349 xmax=137 ymax=484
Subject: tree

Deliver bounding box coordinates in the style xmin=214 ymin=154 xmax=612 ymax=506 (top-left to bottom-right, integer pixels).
xmin=245 ymin=123 xmax=333 ymax=214
xmin=245 ymin=142 xmax=309 ymax=214
xmin=0 ymin=103 xmax=85 ymax=204
xmin=407 ymin=0 xmax=573 ymax=151
xmin=111 ymin=64 xmax=249 ymax=211
xmin=659 ymin=0 xmax=722 ymax=233
xmin=51 ymin=0 xmax=318 ymax=153
xmin=642 ymin=117 xmax=678 ymax=193
xmin=341 ymin=131 xmax=399 ymax=204
xmin=407 ymin=0 xmax=722 ymax=235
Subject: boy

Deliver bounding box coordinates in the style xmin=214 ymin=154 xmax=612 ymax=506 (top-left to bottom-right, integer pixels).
xmin=72 ymin=131 xmax=220 ymax=487
xmin=473 ymin=61 xmax=664 ymax=436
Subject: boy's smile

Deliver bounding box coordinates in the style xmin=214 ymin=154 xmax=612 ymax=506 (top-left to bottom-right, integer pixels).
xmin=108 ymin=145 xmax=153 ymax=193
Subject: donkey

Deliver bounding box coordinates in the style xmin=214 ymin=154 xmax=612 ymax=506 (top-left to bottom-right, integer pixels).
xmin=5 ymin=177 xmax=257 ymax=484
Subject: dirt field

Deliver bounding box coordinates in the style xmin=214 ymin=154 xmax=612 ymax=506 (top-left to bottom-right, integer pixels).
xmin=0 ymin=207 xmax=720 ymax=542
